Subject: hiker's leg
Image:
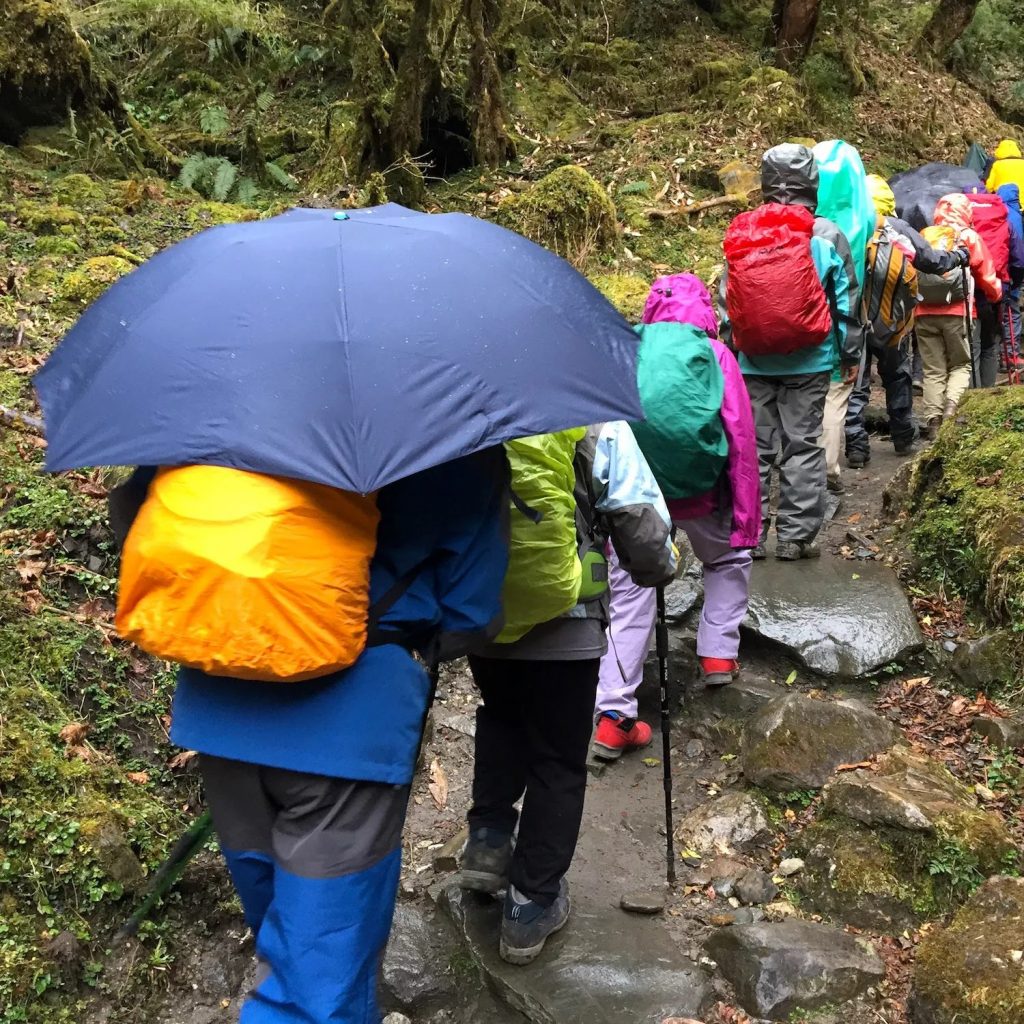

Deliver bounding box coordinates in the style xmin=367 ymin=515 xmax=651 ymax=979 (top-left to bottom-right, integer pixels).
xmin=916 ymin=317 xmax=947 ymax=420
xmin=822 ymin=377 xmax=854 ymax=483
xmin=844 ymin=349 xmax=872 ymax=463
xmin=945 ymin=316 xmax=974 ymax=411
xmin=200 ymin=755 xmax=275 ymax=933
xmin=680 ymin=514 xmax=752 ymax=660
xmin=878 ymin=339 xmax=915 ymax=448
xmin=468 ymin=656 xmax=528 ymax=837
xmin=775 ymin=372 xmax=829 ymax=543
xmin=510 ymin=658 xmax=599 ymax=904
xmin=240 ymin=770 xmax=408 ymax=1024
xmin=743 ymin=374 xmax=779 ymax=540
xmin=978 ymin=302 xmax=1000 ymax=388
xmin=596 ymin=547 xmax=655 ymax=719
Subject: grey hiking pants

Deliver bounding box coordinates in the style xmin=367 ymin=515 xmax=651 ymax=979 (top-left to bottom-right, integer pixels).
xmin=200 ymin=755 xmax=410 ymax=1023
xmin=745 ymin=372 xmax=830 ymax=544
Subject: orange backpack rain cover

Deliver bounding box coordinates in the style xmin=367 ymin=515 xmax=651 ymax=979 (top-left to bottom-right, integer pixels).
xmin=116 ymin=466 xmax=380 ymax=682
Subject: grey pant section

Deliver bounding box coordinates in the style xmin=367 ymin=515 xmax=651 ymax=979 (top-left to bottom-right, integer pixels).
xmin=973 ymin=302 xmax=1000 ymax=389
xmin=200 ymin=755 xmax=409 ymax=878
xmin=745 ymin=372 xmax=830 ymax=544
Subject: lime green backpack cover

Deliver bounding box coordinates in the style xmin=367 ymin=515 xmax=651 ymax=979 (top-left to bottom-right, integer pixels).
xmin=629 ymin=322 xmax=728 ymax=500
xmin=496 ymin=428 xmax=586 ymax=644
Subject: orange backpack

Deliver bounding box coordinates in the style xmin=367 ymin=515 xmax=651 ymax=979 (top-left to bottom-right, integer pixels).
xmin=116 ymin=466 xmax=380 ymax=682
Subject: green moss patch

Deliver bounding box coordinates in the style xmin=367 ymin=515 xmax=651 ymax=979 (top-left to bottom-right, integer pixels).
xmin=59 ymin=255 xmax=134 ymax=306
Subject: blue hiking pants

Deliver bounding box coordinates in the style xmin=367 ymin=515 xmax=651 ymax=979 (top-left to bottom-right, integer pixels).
xmin=200 ymin=756 xmax=410 ymax=1023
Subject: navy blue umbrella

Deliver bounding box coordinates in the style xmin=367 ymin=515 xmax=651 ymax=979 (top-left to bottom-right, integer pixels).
xmin=36 ymin=205 xmax=641 ymax=492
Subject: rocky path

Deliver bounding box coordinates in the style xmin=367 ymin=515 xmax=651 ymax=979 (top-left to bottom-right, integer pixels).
xmin=147 ymin=419 xmax=1023 ymax=1024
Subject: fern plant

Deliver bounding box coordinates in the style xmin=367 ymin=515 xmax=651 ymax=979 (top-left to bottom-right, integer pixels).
xmin=178 ymin=152 xmax=296 ymax=205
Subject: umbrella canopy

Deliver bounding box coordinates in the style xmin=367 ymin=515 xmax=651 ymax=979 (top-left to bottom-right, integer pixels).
xmin=36 ymin=205 xmax=642 ymax=492
xmin=889 ymin=163 xmax=983 ymax=231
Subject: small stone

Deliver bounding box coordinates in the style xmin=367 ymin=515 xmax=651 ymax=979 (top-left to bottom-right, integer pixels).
xmin=765 ymin=900 xmax=799 ymax=920
xmin=621 ymin=889 xmax=666 ymax=915
xmin=735 ymin=868 xmax=779 ymax=906
xmin=713 ymin=878 xmax=735 ymax=898
xmin=685 ymin=739 xmax=706 ymax=758
xmin=971 ymin=713 xmax=1024 ymax=749
xmin=432 ymin=828 xmax=468 ymax=874
xmin=682 ymin=854 xmax=703 ymax=869
xmin=675 ymin=790 xmax=771 ymax=855
xmin=383 ymin=1015 xmax=412 ymax=1024
xmin=399 ymin=877 xmax=418 ymax=900
xmin=87 ymin=554 xmax=104 ymax=573
xmin=778 ymin=858 xmax=805 ymax=877
xmin=975 ymin=783 xmax=997 ymax=802
xmin=942 ymin=640 xmax=958 ymax=654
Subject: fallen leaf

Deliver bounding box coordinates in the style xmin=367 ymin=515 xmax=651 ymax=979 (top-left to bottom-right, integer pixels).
xmin=428 ymin=758 xmax=448 ymax=811
xmin=835 ymin=760 xmax=872 ymax=772
xmin=784 ymin=669 xmax=798 ymax=686
xmin=65 ymin=744 xmax=95 ymax=762
xmin=59 ymin=722 xmax=90 ymax=746
xmin=74 ymin=597 xmax=111 ymax=622
xmin=168 ymin=750 xmax=198 ymax=770
xmin=16 ymin=558 xmax=46 ymax=583
xmin=125 ymin=771 xmax=150 ymax=785
xmin=642 ymin=757 xmax=662 ymax=767
xmin=22 ymin=588 xmax=44 ymax=614
xmin=975 ymin=470 xmax=1003 ymax=487
xmin=847 ymin=512 xmax=862 ymax=524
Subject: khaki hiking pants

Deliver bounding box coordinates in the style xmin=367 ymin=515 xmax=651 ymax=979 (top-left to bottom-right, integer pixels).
xmin=823 ymin=377 xmax=856 ymax=485
xmin=917 ymin=314 xmax=972 ymax=422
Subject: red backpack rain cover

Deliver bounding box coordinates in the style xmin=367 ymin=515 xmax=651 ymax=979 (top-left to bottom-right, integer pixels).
xmin=724 ymin=203 xmax=833 ymax=356
xmin=964 ymin=192 xmax=1010 ymax=282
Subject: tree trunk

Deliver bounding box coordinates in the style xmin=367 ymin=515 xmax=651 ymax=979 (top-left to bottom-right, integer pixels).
xmin=918 ymin=0 xmax=982 ymax=58
xmin=466 ymin=0 xmax=514 ymax=169
xmin=771 ymin=0 xmax=822 ymax=70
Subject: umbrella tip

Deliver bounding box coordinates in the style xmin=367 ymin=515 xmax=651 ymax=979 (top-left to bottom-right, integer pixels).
xmin=333 ymin=212 xmax=350 ymax=221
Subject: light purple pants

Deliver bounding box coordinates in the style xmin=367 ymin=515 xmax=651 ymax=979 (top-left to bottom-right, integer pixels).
xmin=596 ymin=514 xmax=753 ymax=718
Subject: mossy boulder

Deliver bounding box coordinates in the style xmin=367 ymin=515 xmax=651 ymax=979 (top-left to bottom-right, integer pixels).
xmin=59 ymin=255 xmax=133 ymax=305
xmin=903 ymin=389 xmax=1024 ymax=632
xmin=52 ymin=172 xmax=103 ymax=205
xmin=34 ymin=234 xmax=81 ymax=256
xmin=591 ymin=273 xmax=649 ymax=319
xmin=186 ymin=201 xmax=261 ymax=227
xmin=495 ymin=165 xmax=617 ymax=267
xmin=910 ymin=876 xmax=1024 ymax=1024
xmin=16 ymin=200 xmax=84 ymax=234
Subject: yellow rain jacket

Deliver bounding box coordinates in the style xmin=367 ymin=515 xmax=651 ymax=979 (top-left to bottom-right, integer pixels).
xmin=866 ymin=174 xmax=897 ymax=218
xmin=987 ymin=140 xmax=1024 ymax=193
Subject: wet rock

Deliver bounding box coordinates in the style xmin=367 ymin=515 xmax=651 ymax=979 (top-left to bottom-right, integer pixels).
xmin=699 ymin=678 xmax=787 ymax=719
xmin=741 ymin=693 xmax=899 ymax=792
xmin=42 ymin=930 xmax=82 ymax=989
xmin=822 ymin=746 xmax=978 ymax=831
xmin=685 ymin=738 xmax=706 ymax=758
xmin=675 ymin=790 xmax=771 ymax=855
xmin=439 ymin=883 xmax=710 ymax=1023
xmin=744 ymin=558 xmax=923 ymax=676
xmin=971 ymin=713 xmax=1024 ymax=749
xmin=735 ymin=869 xmax=779 ymax=906
xmin=383 ymin=1015 xmax=413 ymax=1024
xmin=664 ymin=574 xmax=703 ymax=622
xmin=196 ymin=945 xmax=248 ymax=1001
xmin=383 ymin=903 xmax=455 ymax=1011
xmin=910 ymin=876 xmax=1024 ymax=1024
xmin=777 ymin=858 xmax=804 ymax=877
xmin=951 ymin=634 xmax=1017 ymax=691
xmin=706 ymin=920 xmax=884 ymax=1020
xmin=620 ymin=889 xmax=666 ymax=915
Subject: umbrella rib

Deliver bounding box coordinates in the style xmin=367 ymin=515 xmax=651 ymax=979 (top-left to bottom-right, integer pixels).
xmin=335 ymin=220 xmax=359 ymax=488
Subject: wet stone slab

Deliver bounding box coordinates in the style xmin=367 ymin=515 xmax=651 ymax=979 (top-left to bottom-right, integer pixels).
xmin=438 ymin=884 xmax=710 ymax=1024
xmin=743 ymin=557 xmax=923 ymax=677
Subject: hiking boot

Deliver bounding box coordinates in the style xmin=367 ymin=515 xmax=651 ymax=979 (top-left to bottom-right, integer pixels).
xmin=826 ymin=474 xmax=844 ymax=494
xmin=846 ymin=451 xmax=870 ymax=469
xmin=752 ymin=541 xmax=767 ymax=560
xmin=775 ymin=540 xmax=821 ymax=561
xmin=893 ymin=437 xmax=918 ymax=456
xmin=942 ymin=400 xmax=958 ymax=420
xmin=591 ymin=712 xmax=653 ymax=760
xmin=500 ymin=878 xmax=570 ymax=966
xmin=460 ymin=828 xmax=513 ymax=894
xmin=925 ymin=416 xmax=942 ymax=441
xmin=700 ymin=657 xmax=739 ymax=688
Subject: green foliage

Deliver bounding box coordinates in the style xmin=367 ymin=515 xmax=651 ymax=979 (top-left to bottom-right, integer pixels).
xmin=178 ymin=154 xmax=252 ymax=203
xmin=953 ymin=0 xmax=1024 ymax=121
xmin=927 ymin=837 xmax=987 ymax=904
xmin=199 ymin=104 xmax=230 ymax=136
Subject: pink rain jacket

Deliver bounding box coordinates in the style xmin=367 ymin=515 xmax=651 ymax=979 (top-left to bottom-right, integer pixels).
xmin=642 ymin=274 xmax=761 ymax=549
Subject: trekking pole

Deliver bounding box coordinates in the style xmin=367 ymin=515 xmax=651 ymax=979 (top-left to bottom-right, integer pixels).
xmin=115 ymin=810 xmax=214 ymax=942
xmin=0 ymin=404 xmax=44 ymax=434
xmin=963 ymin=265 xmax=978 ymax=390
xmin=655 ymin=585 xmax=676 ymax=886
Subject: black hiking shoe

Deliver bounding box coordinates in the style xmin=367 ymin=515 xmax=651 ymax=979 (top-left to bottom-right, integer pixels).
xmin=846 ymin=451 xmax=870 ymax=469
xmin=460 ymin=828 xmax=513 ymax=894
xmin=752 ymin=541 xmax=767 ymax=560
xmin=500 ymin=878 xmax=570 ymax=966
xmin=893 ymin=437 xmax=918 ymax=456
xmin=775 ymin=540 xmax=821 ymax=561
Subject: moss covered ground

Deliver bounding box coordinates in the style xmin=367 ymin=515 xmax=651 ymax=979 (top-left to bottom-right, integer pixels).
xmin=3 ymin=1 xmax=1024 ymax=1020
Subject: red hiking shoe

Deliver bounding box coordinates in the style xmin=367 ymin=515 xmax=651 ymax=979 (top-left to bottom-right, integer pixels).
xmin=591 ymin=713 xmax=653 ymax=760
xmin=700 ymin=657 xmax=740 ymax=687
